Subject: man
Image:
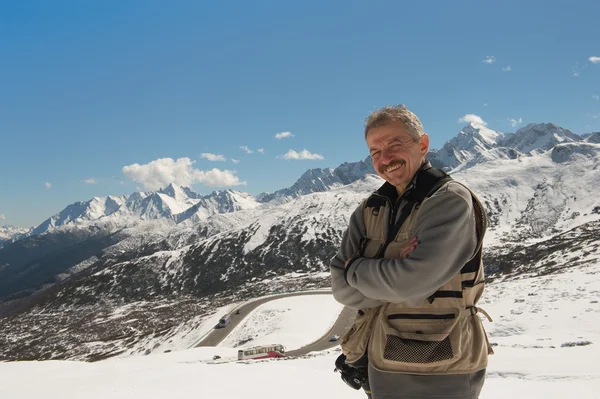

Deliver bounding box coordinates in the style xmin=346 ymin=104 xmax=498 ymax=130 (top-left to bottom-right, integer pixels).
xmin=330 ymin=105 xmax=493 ymax=399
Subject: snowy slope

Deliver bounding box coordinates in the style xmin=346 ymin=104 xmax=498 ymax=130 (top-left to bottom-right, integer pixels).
xmin=218 ymin=295 xmax=344 ymax=351
xmin=1 ymin=269 xmax=599 ymax=399
xmin=456 ymin=141 xmax=600 ymax=243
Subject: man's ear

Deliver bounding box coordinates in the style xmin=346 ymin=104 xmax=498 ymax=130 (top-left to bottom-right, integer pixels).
xmin=420 ymin=134 xmax=430 ymax=157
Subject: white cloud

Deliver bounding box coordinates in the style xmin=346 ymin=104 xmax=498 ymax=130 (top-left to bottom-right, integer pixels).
xmin=45 ymin=182 xmax=52 ymax=189
xmin=231 ymin=159 xmax=240 ymax=164
xmin=240 ymin=146 xmax=253 ymax=154
xmin=483 ymin=103 xmax=488 ymax=107
xmin=458 ymin=114 xmax=487 ymax=127
xmin=196 ymin=168 xmax=248 ymax=187
xmin=83 ymin=178 xmax=97 ymax=184
xmin=589 ymin=56 xmax=600 ymax=64
xmin=200 ymin=153 xmax=226 ymax=162
xmin=502 ymin=66 xmax=512 ymax=72
xmin=508 ymin=117 xmax=523 ymax=128
xmin=593 ymin=94 xmax=600 ymax=101
xmin=122 ymin=157 xmax=246 ymax=190
xmin=482 ymin=56 xmax=496 ymax=64
xmin=275 ymin=131 xmax=294 ymax=139
xmin=257 ymin=148 xmax=264 ymax=154
xmin=280 ymin=149 xmax=324 ymax=160
xmin=0 ymin=214 xmax=6 ymax=221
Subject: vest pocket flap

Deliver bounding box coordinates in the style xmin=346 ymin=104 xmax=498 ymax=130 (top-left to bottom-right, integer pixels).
xmin=340 ymin=308 xmax=379 ymax=364
xmin=386 ymin=310 xmax=459 ymax=339
xmin=394 ymin=331 xmax=451 ymax=342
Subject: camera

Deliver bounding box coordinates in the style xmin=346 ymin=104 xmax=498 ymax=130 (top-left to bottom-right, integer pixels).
xmin=334 ymin=353 xmax=368 ymax=390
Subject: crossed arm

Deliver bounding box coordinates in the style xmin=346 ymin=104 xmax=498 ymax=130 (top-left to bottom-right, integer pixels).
xmin=330 ymin=182 xmax=477 ymax=308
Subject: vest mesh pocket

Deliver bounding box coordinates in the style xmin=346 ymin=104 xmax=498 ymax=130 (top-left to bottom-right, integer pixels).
xmin=383 ymin=335 xmax=454 ymax=363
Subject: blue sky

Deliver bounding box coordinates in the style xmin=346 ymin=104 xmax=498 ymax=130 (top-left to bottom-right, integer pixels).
xmin=1 ymin=0 xmax=599 ymax=227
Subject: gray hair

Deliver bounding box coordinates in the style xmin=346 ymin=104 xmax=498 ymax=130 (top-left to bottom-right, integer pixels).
xmin=364 ymin=104 xmax=425 ymax=141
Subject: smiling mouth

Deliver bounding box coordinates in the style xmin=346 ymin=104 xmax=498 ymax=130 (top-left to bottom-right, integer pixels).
xmin=384 ymin=162 xmax=405 ymax=173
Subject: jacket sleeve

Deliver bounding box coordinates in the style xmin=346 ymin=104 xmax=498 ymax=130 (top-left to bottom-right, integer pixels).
xmin=344 ymin=182 xmax=477 ymax=304
xmin=330 ymin=201 xmax=385 ymax=310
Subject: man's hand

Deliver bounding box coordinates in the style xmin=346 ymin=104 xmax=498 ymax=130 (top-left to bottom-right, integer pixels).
xmin=399 ymin=236 xmax=419 ymax=258
xmin=345 ymin=236 xmax=419 ymax=267
xmin=344 ymin=257 xmax=354 ymax=268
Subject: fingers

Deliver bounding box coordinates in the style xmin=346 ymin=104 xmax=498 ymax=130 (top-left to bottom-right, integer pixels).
xmin=407 ymin=237 xmax=419 ymax=246
xmin=399 ymin=236 xmax=419 ymax=258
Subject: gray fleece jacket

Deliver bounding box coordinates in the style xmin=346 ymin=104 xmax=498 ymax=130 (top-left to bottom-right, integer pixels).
xmin=330 ymin=179 xmax=477 ymax=309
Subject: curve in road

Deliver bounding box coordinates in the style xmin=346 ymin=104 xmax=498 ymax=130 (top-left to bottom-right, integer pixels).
xmin=195 ymin=290 xmax=357 ymax=357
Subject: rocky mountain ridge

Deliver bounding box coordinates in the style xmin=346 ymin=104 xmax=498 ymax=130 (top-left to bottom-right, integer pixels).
xmin=427 ymin=122 xmax=582 ymax=172
xmin=6 ymin=123 xmax=586 ymax=242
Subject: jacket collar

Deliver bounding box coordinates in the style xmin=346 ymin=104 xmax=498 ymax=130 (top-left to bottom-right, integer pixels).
xmin=374 ymin=161 xmax=432 ymax=203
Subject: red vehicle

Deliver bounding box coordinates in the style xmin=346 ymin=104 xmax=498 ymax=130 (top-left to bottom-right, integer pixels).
xmin=237 ymin=344 xmax=285 ymax=361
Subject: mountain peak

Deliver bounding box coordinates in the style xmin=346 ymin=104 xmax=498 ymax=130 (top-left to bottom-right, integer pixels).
xmin=173 ymin=189 xmax=259 ymax=224
xmin=502 ymin=123 xmax=582 ymax=155
xmin=426 ymin=124 xmax=503 ymax=170
xmin=459 ymin=123 xmax=501 ymax=146
xmin=256 ymin=157 xmax=375 ymax=203
xmin=159 ymin=183 xmax=196 ymax=199
xmin=463 ymin=121 xmax=486 ymax=130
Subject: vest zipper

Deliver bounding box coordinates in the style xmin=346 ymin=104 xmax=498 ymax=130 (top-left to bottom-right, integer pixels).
xmin=376 ymin=197 xmax=408 ymax=258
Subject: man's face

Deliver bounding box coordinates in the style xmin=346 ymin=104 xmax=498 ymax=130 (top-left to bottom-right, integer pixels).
xmin=366 ymin=120 xmax=429 ymax=191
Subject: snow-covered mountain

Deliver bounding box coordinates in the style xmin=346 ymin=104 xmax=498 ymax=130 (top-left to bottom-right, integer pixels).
xmin=24 ymin=122 xmax=583 ymax=239
xmin=1 ymin=122 xmax=599 ymax=362
xmin=0 ymin=225 xmax=31 ymax=246
xmin=31 ymin=162 xmax=373 ymax=237
xmin=256 ymin=156 xmax=375 ymax=202
xmin=30 ymin=184 xmax=262 ymax=236
xmin=174 ymin=189 xmax=261 ymax=224
xmin=499 ymin=123 xmax=582 ymax=155
xmin=32 ymin=195 xmax=128 ymax=235
xmin=428 ymin=122 xmax=583 ymax=172
xmin=428 ymin=122 xmax=503 ymax=170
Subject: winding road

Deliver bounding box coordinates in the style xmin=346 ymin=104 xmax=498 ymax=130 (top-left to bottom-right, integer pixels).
xmin=194 ymin=290 xmax=357 ymax=356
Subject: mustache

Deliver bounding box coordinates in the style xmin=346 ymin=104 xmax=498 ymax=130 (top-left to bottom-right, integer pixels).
xmin=380 ymin=160 xmax=406 ymax=172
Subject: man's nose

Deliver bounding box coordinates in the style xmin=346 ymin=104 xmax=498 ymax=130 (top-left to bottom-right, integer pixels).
xmin=379 ymin=148 xmax=393 ymax=164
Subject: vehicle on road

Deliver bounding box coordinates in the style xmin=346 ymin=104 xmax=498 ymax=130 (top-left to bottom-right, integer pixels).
xmin=238 ymin=344 xmax=285 ymax=360
xmin=329 ymin=334 xmax=340 ymax=342
xmin=217 ymin=314 xmax=231 ymax=328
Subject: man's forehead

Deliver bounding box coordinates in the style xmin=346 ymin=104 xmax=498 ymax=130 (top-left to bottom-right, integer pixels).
xmin=367 ymin=125 xmax=413 ymax=145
